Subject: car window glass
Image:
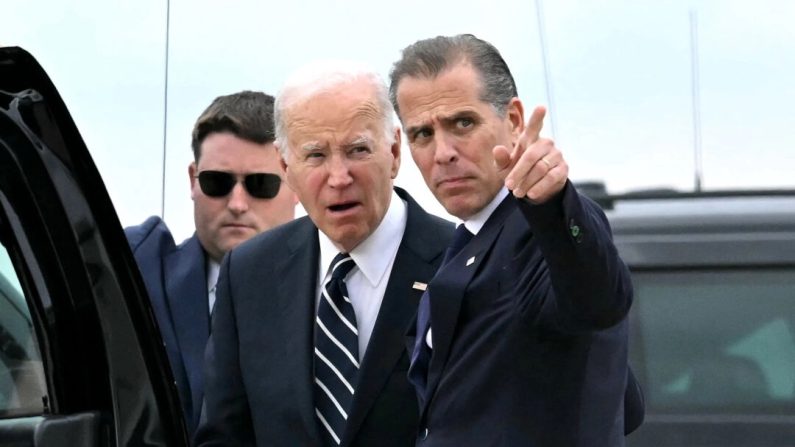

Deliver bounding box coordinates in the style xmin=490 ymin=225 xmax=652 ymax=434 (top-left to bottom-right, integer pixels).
xmin=630 ymin=269 xmax=795 ymax=413
xmin=0 ymin=243 xmax=46 ymax=417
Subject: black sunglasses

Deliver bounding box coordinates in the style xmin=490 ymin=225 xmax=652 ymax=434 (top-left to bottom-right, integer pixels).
xmin=196 ymin=171 xmax=282 ymax=199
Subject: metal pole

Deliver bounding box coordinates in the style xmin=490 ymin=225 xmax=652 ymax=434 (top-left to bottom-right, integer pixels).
xmin=160 ymin=0 xmax=171 ymax=218
xmin=690 ymin=9 xmax=704 ymax=192
xmin=534 ymin=0 xmax=558 ymax=140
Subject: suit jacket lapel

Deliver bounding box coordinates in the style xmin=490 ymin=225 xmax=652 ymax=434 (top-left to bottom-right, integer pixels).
xmin=163 ymin=235 xmax=209 ymax=423
xmin=274 ymin=219 xmax=323 ymax=442
xmin=342 ymin=191 xmax=449 ymax=445
xmin=423 ymin=196 xmax=516 ymax=412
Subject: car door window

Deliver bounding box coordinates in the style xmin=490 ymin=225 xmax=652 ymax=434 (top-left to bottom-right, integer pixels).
xmin=630 ymin=269 xmax=795 ymax=413
xmin=0 ymin=243 xmax=46 ymax=417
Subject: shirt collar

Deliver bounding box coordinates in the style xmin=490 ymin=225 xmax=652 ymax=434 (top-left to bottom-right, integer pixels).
xmin=318 ymin=190 xmax=408 ymax=287
xmin=461 ymin=187 xmax=509 ymax=235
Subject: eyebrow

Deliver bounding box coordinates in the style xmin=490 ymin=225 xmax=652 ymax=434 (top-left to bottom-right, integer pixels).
xmin=341 ymin=136 xmax=372 ymax=149
xmin=300 ymin=141 xmax=325 ymax=152
xmin=404 ymin=122 xmax=427 ymax=138
xmin=298 ymin=136 xmax=372 ymax=153
xmin=405 ymin=110 xmax=474 ymax=137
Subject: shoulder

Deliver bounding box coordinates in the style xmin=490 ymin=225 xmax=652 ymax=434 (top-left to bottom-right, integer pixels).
xmin=398 ymin=187 xmax=455 ymax=256
xmin=228 ymin=216 xmax=316 ymax=264
xmin=124 ymin=215 xmax=176 ymax=253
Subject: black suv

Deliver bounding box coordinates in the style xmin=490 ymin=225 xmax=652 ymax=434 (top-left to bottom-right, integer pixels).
xmin=0 ymin=47 xmax=188 ymax=446
xmin=595 ymin=190 xmax=795 ymax=446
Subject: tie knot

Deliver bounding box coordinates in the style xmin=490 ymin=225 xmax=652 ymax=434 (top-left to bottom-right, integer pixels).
xmin=329 ymin=252 xmax=356 ymax=281
xmin=442 ymin=224 xmax=474 ymax=265
xmin=450 ymin=224 xmax=474 ymax=254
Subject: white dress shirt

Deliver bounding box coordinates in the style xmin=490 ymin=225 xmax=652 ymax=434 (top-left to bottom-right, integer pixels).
xmin=207 ymin=259 xmax=220 ymax=314
xmin=460 ymin=187 xmax=509 ymax=236
xmin=316 ymin=191 xmax=408 ymax=360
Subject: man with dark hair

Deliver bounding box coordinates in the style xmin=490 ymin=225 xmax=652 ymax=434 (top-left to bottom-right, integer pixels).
xmin=195 ymin=62 xmax=453 ymax=447
xmin=390 ymin=34 xmax=641 ymax=446
xmin=125 ymin=90 xmax=297 ymax=435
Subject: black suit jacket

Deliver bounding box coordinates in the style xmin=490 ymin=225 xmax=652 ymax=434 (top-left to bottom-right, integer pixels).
xmin=413 ymin=183 xmax=634 ymax=446
xmin=125 ymin=216 xmax=210 ymax=435
xmin=195 ymin=188 xmax=453 ymax=446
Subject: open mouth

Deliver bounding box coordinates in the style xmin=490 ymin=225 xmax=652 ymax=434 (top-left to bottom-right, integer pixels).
xmin=329 ymin=202 xmax=358 ymax=212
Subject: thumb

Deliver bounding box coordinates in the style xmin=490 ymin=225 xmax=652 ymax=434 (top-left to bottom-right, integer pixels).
xmin=493 ymin=145 xmax=512 ymax=172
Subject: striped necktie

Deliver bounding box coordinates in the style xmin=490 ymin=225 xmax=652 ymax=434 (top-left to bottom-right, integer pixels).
xmin=314 ymin=253 xmax=359 ymax=445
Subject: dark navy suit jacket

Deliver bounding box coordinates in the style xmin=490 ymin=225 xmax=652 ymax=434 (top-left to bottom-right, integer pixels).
xmin=195 ymin=188 xmax=454 ymax=447
xmin=125 ymin=216 xmax=210 ymax=436
xmin=411 ymin=183 xmax=636 ymax=446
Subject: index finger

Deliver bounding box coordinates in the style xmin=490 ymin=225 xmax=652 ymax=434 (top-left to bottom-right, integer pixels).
xmin=522 ymin=105 xmax=547 ymax=145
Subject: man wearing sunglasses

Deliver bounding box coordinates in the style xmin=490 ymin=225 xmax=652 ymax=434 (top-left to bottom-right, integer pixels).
xmin=196 ymin=63 xmax=454 ymax=446
xmin=125 ymin=90 xmax=297 ymax=437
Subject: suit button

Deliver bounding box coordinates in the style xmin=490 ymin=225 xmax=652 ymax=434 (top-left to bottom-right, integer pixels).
xmin=569 ymin=219 xmax=584 ymax=243
xmin=419 ymin=427 xmax=429 ymax=440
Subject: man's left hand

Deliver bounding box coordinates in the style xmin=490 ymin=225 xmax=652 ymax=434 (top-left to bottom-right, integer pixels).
xmin=494 ymin=105 xmax=569 ymax=204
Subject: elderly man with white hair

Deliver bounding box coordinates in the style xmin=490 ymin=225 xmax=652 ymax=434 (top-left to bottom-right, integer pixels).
xmin=194 ymin=61 xmax=453 ymax=447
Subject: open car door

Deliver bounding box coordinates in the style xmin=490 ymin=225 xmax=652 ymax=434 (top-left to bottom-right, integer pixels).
xmin=0 ymin=47 xmax=188 ymax=446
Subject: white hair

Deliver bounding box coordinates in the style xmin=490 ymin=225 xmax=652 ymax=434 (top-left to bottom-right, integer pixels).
xmin=274 ymin=59 xmax=396 ymax=160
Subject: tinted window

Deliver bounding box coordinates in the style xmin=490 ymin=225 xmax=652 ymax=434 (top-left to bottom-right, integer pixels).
xmin=630 ymin=269 xmax=795 ymax=414
xmin=0 ymin=244 xmax=46 ymax=417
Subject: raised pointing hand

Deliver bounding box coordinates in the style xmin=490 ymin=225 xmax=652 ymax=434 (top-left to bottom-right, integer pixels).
xmin=493 ymin=105 xmax=568 ymax=204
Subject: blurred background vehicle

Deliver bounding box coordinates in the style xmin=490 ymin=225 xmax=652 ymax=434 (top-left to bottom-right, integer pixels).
xmin=584 ymin=187 xmax=795 ymax=446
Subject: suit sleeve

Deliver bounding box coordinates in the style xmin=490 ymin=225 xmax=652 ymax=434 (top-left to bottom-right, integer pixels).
xmin=194 ymin=252 xmax=256 ymax=446
xmin=624 ymin=366 xmax=645 ymax=435
xmin=516 ymin=180 xmax=633 ymax=331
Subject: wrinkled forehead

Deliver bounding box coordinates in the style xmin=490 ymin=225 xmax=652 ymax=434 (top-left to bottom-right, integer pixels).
xmin=285 ymin=90 xmax=386 ymax=148
xmin=395 ymin=62 xmax=487 ymax=116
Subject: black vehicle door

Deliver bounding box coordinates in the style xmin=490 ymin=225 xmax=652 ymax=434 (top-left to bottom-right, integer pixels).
xmin=0 ymin=46 xmax=188 ymax=447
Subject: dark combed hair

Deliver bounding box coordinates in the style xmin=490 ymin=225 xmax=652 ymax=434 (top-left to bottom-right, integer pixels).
xmin=191 ymin=90 xmax=276 ymax=161
xmin=388 ymin=34 xmax=518 ymax=118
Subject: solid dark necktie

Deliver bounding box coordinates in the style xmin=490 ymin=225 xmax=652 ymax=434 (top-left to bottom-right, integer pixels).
xmin=442 ymin=224 xmax=475 ymax=265
xmin=408 ymin=224 xmax=474 ymax=404
xmin=314 ymin=253 xmax=359 ymax=446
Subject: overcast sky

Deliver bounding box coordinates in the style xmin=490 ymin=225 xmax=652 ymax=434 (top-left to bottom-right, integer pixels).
xmin=3 ymin=0 xmax=793 ymax=242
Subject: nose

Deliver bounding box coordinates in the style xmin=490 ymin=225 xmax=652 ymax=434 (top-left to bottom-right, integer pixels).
xmin=327 ymin=154 xmax=353 ymax=188
xmin=433 ymin=131 xmax=458 ymax=164
xmin=226 ymin=182 xmax=250 ymax=214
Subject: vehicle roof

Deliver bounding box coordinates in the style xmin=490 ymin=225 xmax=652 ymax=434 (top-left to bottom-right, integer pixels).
xmin=598 ymin=192 xmax=795 ymax=268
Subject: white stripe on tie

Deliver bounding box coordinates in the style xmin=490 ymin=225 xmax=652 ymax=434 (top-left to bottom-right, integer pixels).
xmin=315 ymin=348 xmax=355 ymax=393
xmin=315 ymin=378 xmax=348 ymax=419
xmin=315 ymin=408 xmax=341 ymax=445
xmin=321 ymin=286 xmax=358 ymax=335
xmin=331 ymin=256 xmax=353 ymax=273
xmin=316 ymin=318 xmax=360 ymax=367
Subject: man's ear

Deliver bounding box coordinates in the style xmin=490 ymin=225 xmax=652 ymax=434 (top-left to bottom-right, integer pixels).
xmin=275 ymin=142 xmax=289 ymax=172
xmin=188 ymin=162 xmax=198 ymax=200
xmin=276 ymin=143 xmax=299 ymax=195
xmin=506 ymin=97 xmax=525 ymax=140
xmin=390 ymin=127 xmax=402 ymax=179
xmin=272 ymin=143 xmax=297 ymax=203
